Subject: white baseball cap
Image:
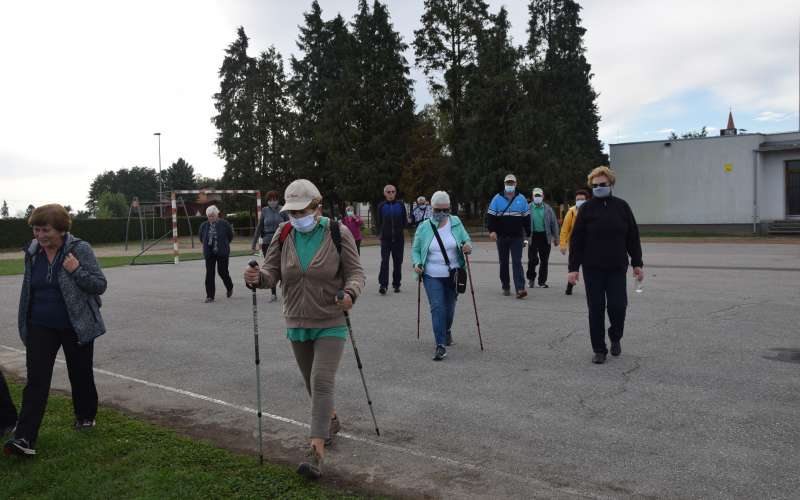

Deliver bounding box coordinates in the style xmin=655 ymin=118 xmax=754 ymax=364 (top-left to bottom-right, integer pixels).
xmin=281 ymin=179 xmax=321 ymax=212
xmin=504 ymin=174 xmax=517 ymax=183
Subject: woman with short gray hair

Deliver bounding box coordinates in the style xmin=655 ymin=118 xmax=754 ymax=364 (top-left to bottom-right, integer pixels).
xmin=412 ymin=191 xmax=472 ymax=361
xmin=199 ymin=205 xmax=234 ymax=303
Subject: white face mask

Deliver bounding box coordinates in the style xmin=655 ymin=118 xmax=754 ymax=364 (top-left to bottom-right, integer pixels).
xmin=533 ymin=196 xmax=543 ymax=205
xmin=504 ymin=184 xmax=516 ymax=193
xmin=575 ymin=199 xmax=586 ymax=208
xmin=290 ymin=213 xmax=317 ymax=233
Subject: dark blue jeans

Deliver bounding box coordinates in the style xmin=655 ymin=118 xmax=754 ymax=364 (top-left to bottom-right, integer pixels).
xmin=422 ymin=275 xmax=457 ymax=347
xmin=496 ymin=237 xmax=525 ymax=291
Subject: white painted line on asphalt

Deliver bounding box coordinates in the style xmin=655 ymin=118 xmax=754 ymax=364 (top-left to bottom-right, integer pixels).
xmin=0 ymin=344 xmax=607 ymax=499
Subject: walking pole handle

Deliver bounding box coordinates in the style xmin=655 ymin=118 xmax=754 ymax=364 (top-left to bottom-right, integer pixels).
xmin=247 ymin=260 xmax=259 ymax=290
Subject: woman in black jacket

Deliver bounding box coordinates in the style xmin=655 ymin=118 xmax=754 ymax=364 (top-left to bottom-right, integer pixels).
xmin=199 ymin=205 xmax=235 ymax=303
xmin=568 ymin=167 xmax=643 ymax=364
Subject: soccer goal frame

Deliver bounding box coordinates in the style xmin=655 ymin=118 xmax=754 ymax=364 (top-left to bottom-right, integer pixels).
xmin=171 ymin=189 xmax=262 ymax=264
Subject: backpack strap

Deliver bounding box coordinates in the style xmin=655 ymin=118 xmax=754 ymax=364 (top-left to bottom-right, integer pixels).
xmin=278 ymin=222 xmax=293 ymax=246
xmin=330 ymin=220 xmax=342 ymax=255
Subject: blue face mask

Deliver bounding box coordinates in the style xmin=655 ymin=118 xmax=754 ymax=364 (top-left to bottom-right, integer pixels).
xmin=431 ymin=211 xmax=449 ymax=223
xmin=592 ymin=186 xmax=612 ymax=198
xmin=504 ymin=185 xmax=516 ymax=194
xmin=290 ymin=214 xmax=317 ymax=233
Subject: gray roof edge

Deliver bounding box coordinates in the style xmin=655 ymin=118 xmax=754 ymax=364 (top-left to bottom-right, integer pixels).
xmin=609 ymin=130 xmax=800 ymax=148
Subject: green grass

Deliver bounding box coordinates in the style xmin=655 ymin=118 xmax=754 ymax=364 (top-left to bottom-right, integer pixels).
xmin=0 ymin=251 xmax=253 ymax=276
xmin=0 ymin=381 xmax=363 ymax=499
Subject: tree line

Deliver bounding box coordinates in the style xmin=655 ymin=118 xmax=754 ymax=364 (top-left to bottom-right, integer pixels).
xmin=213 ymin=0 xmax=605 ymax=216
xmin=83 ymin=0 xmax=604 ymax=219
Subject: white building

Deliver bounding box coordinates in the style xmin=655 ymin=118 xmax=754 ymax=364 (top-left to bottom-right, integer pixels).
xmin=610 ymin=114 xmax=800 ymax=234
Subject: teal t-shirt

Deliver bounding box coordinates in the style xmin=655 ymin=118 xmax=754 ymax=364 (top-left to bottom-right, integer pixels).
xmin=532 ymin=204 xmax=545 ymax=232
xmin=286 ymin=217 xmax=346 ymax=342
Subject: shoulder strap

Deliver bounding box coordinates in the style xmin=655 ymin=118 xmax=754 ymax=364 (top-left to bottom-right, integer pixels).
xmin=499 ymin=194 xmax=515 ymax=215
xmin=430 ymin=220 xmax=451 ymax=267
xmin=278 ymin=223 xmax=293 ymax=247
xmin=330 ymin=221 xmax=342 ymax=255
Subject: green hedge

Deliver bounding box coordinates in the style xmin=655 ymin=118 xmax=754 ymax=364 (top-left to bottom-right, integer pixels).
xmin=0 ymin=215 xmax=256 ymax=250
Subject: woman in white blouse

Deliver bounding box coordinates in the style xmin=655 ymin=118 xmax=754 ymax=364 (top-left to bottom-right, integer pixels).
xmin=411 ymin=191 xmax=473 ymax=361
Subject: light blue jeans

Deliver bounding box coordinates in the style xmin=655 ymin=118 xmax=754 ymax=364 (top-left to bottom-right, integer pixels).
xmin=422 ymin=275 xmax=457 ymax=347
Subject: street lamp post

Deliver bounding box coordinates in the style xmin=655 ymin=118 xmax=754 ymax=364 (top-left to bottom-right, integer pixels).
xmin=153 ymin=132 xmax=162 ymax=216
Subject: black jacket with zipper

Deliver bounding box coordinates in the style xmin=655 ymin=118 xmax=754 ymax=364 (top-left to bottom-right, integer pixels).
xmin=568 ymin=195 xmax=643 ymax=272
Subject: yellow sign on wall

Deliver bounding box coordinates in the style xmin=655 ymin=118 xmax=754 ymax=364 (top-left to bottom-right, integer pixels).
xmin=724 ymin=163 xmax=733 ymax=173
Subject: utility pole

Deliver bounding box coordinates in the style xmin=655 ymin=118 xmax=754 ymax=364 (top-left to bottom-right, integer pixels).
xmin=154 ymin=132 xmax=163 ymax=216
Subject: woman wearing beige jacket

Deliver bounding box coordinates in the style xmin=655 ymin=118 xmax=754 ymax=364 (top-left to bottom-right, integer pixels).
xmin=244 ymin=179 xmax=365 ymax=480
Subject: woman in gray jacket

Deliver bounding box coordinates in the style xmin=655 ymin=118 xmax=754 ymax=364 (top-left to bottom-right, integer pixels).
xmin=251 ymin=190 xmax=288 ymax=302
xmin=5 ymin=204 xmax=107 ymax=457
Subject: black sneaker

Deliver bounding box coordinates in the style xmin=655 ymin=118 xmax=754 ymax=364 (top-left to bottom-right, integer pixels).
xmin=539 ymin=283 xmax=549 ymax=288
xmin=445 ymin=332 xmax=453 ymax=346
xmin=565 ymin=283 xmax=574 ymax=295
xmin=528 ymin=280 xmax=536 ymax=289
xmin=297 ymin=445 xmax=323 ymax=479
xmin=74 ymin=419 xmax=96 ymax=430
xmin=3 ymin=437 xmax=36 ymax=456
xmin=393 ymin=286 xmax=400 ymax=293
xmin=379 ymin=287 xmax=387 ymax=295
xmin=324 ymin=415 xmax=340 ymax=447
xmin=204 ymin=297 xmax=214 ymax=303
xmin=592 ymin=353 xmax=607 ymax=364
xmin=226 ymin=287 xmax=233 ymax=298
xmin=610 ymin=340 xmax=622 ymax=357
xmin=433 ymin=345 xmax=447 ymax=361
xmin=502 ymin=288 xmax=511 ymax=296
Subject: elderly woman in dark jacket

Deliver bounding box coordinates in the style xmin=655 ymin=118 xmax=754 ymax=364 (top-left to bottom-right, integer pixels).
xmin=568 ymin=167 xmax=643 ymax=365
xmin=199 ymin=205 xmax=235 ymax=303
xmin=5 ymin=204 xmax=107 ymax=457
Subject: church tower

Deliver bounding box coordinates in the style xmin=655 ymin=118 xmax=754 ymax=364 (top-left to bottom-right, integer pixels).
xmin=720 ymin=110 xmax=738 ymax=136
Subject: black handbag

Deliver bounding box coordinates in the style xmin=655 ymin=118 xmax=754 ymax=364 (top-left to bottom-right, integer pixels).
xmin=431 ymin=221 xmax=467 ymax=294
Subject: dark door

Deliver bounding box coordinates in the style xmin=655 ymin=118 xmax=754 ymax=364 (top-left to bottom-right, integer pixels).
xmin=788 ymin=161 xmax=800 ymax=217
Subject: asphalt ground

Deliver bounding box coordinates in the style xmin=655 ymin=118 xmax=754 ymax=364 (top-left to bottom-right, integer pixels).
xmin=1 ymin=241 xmax=799 ymax=499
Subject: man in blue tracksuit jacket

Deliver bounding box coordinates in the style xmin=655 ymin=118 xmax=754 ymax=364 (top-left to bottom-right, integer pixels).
xmin=487 ymin=174 xmax=532 ymax=298
xmin=376 ymin=184 xmax=408 ymax=294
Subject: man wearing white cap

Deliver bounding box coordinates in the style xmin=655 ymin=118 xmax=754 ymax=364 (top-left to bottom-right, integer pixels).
xmin=486 ymin=174 xmax=531 ymax=298
xmin=527 ymin=187 xmax=559 ymax=288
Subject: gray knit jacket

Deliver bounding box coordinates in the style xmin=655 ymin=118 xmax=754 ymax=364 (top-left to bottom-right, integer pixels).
xmin=18 ymin=233 xmax=107 ymax=346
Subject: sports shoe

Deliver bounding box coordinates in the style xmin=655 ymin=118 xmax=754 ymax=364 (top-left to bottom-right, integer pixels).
xmin=74 ymin=419 xmax=96 ymax=430
xmin=324 ymin=415 xmax=340 ymax=446
xmin=445 ymin=331 xmax=453 ymax=346
xmin=592 ymin=353 xmax=607 ymax=364
xmin=269 ymin=294 xmax=278 ymax=303
xmin=433 ymin=345 xmax=447 ymax=361
xmin=297 ymin=445 xmax=323 ymax=479
xmin=379 ymin=287 xmax=387 ymax=295
xmin=393 ymin=286 xmax=401 ymax=293
xmin=204 ymin=297 xmax=214 ymax=303
xmin=565 ymin=283 xmax=574 ymax=295
xmin=516 ymin=290 xmax=528 ymax=299
xmin=610 ymin=340 xmax=622 ymax=357
xmin=502 ymin=288 xmax=511 ymax=296
xmin=539 ymin=283 xmax=549 ymax=288
xmin=226 ymin=287 xmax=233 ymax=298
xmin=528 ymin=280 xmax=536 ymax=289
xmin=3 ymin=437 xmax=36 ymax=456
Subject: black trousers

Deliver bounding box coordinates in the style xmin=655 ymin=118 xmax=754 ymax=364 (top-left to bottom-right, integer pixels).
xmin=205 ymin=254 xmax=233 ymax=299
xmin=379 ymin=239 xmax=404 ymax=289
xmin=355 ymin=239 xmax=362 ymax=255
xmin=526 ymin=232 xmax=551 ymax=285
xmin=583 ymin=267 xmax=628 ymax=354
xmin=0 ymin=371 xmax=17 ymax=428
xmin=16 ymin=325 xmax=97 ymax=445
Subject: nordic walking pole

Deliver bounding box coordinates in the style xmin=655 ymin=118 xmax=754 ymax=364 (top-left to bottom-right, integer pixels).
xmin=247 ymin=260 xmax=264 ymax=464
xmin=416 ymin=275 xmax=421 ymax=340
xmin=464 ymin=253 xmax=484 ymax=351
xmin=337 ymin=290 xmax=380 ymax=436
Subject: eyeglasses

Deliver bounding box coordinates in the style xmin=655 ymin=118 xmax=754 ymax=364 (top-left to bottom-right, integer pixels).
xmin=591 ymin=182 xmax=609 ymax=188
xmin=385 ymin=190 xmax=396 ymax=194
xmin=432 ymin=208 xmax=450 ymax=214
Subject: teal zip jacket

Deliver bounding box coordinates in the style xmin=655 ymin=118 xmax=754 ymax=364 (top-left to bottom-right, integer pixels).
xmin=411 ymin=216 xmax=472 ymax=278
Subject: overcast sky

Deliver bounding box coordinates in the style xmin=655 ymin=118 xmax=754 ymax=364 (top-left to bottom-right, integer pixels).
xmin=1 ymin=0 xmax=799 ymax=215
